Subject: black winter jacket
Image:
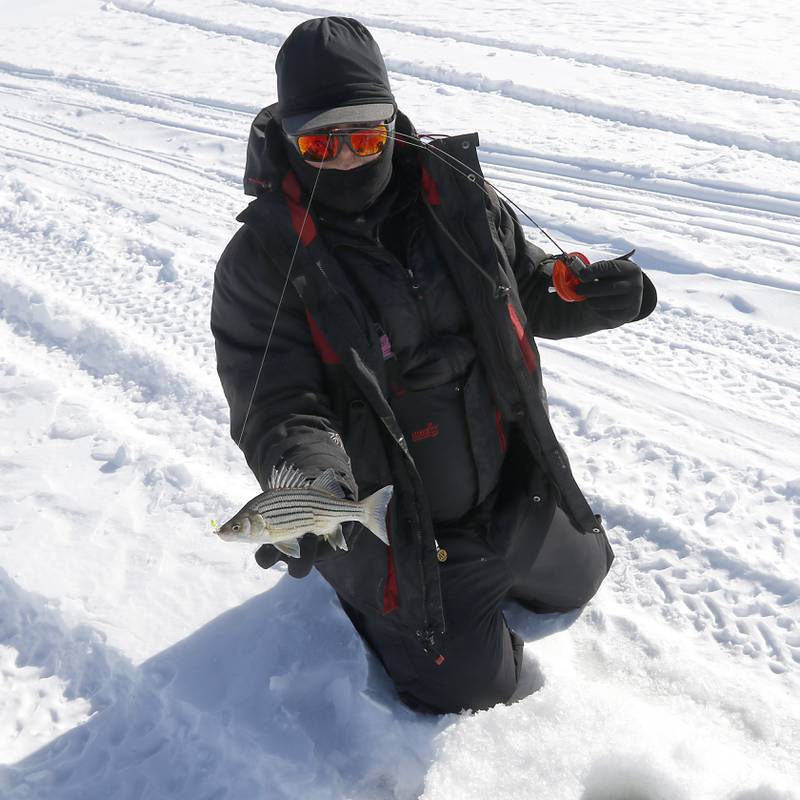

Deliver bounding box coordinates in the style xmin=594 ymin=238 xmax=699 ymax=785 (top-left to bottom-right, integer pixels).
xmin=211 ymin=106 xmax=657 ymax=646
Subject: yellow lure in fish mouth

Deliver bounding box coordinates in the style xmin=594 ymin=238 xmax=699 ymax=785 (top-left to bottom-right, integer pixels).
xmin=210 ymin=519 xmax=219 ymax=531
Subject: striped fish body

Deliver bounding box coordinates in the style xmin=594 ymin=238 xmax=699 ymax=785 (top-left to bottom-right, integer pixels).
xmin=216 ymin=464 xmax=392 ymax=558
xmin=251 ymin=489 xmax=364 ymax=540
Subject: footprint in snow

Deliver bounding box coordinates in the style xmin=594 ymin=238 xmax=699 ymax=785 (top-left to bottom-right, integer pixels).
xmin=705 ymin=489 xmax=738 ymax=523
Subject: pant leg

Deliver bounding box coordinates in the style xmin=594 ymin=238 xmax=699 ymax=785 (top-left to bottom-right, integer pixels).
xmin=508 ymin=505 xmax=614 ymax=612
xmin=339 ymin=527 xmax=519 ymax=714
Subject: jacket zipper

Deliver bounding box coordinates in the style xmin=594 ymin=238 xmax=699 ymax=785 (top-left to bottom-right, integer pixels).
xmin=396 ymin=224 xmax=434 ymax=339
xmin=396 ymin=240 xmax=444 ymax=650
xmin=340 ymin=234 xmax=443 ymax=651
xmin=405 ymin=264 xmax=434 ymax=339
xmin=404 ymin=262 xmax=443 ymax=651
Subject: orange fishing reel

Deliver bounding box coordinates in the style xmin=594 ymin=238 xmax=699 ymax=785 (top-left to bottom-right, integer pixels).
xmin=552 ymin=252 xmax=590 ymax=302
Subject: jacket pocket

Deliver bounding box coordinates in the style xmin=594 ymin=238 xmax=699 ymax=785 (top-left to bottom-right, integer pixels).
xmin=391 ymin=380 xmax=479 ymax=522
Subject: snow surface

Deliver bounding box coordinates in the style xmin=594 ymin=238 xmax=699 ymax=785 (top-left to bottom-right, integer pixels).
xmin=1 ymin=1 xmax=799 ymax=798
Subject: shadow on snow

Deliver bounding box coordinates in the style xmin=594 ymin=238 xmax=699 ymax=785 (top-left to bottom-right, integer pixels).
xmin=0 ymin=566 xmax=576 ymax=799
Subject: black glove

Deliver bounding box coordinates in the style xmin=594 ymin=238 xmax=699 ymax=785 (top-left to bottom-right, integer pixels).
xmin=574 ymin=256 xmax=644 ymax=324
xmin=255 ymin=533 xmax=319 ymax=579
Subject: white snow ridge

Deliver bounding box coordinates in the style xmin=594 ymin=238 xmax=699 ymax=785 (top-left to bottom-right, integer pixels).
xmin=1 ymin=1 xmax=798 ymax=799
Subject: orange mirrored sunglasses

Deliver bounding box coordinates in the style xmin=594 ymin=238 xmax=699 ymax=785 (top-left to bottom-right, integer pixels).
xmin=291 ymin=120 xmax=394 ymax=163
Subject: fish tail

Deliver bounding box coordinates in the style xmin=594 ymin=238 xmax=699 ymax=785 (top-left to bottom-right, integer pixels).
xmin=360 ymin=485 xmax=393 ymax=545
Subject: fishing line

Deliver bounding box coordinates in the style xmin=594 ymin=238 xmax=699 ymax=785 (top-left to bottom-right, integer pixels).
xmin=390 ymin=129 xmax=568 ymax=256
xmin=295 ymin=124 xmax=568 ymax=256
xmin=236 ymin=134 xmax=333 ymax=448
xmin=237 ymin=125 xmax=572 ymax=445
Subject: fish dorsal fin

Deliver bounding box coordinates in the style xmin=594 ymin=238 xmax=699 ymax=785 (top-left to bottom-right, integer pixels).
xmin=268 ymin=463 xmax=309 ymax=490
xmin=310 ymin=468 xmax=345 ymax=497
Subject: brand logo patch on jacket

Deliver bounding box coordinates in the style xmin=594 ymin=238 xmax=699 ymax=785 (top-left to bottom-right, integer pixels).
xmin=411 ymin=422 xmax=440 ymax=443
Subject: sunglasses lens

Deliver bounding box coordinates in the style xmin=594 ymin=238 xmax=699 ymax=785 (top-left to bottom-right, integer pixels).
xmin=296 ymin=133 xmax=339 ymax=161
xmin=294 ymin=123 xmax=390 ymax=162
xmin=349 ymin=125 xmax=388 ymax=156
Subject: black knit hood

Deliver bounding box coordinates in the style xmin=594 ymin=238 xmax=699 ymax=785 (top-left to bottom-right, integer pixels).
xmin=276 ymin=17 xmax=396 ymax=135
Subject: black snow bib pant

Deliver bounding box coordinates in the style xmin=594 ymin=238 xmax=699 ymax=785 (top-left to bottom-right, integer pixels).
xmin=323 ymin=197 xmax=613 ymax=715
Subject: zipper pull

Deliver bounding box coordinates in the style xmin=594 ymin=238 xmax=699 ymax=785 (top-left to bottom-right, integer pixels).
xmin=406 ymin=267 xmax=421 ymax=292
xmin=375 ymin=323 xmax=395 ymax=361
xmin=417 ymin=630 xmax=446 ymax=665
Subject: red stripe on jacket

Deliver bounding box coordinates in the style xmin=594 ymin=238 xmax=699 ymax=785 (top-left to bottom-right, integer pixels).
xmin=383 ymin=502 xmax=399 ymax=614
xmin=507 ymin=303 xmax=537 ymax=372
xmin=495 ymin=410 xmax=508 ymax=453
xmin=281 ymin=172 xmax=317 ymax=246
xmin=305 ymin=311 xmax=341 ymax=365
xmin=420 ymin=166 xmax=441 ymax=206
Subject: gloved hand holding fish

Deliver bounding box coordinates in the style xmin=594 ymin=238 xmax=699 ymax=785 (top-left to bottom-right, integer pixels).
xmin=213 ymin=464 xmax=392 ymax=565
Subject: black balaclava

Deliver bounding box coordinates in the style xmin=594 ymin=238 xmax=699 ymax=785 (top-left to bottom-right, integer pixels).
xmin=276 ymin=17 xmax=397 ymax=216
xmin=284 ymin=136 xmax=395 ymax=216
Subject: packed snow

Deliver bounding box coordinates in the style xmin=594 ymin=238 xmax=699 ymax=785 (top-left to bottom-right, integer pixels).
xmin=0 ymin=1 xmax=798 ymax=798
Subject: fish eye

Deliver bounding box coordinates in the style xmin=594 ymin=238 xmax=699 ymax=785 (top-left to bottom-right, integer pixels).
xmin=232 ymin=524 xmax=241 ymax=532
